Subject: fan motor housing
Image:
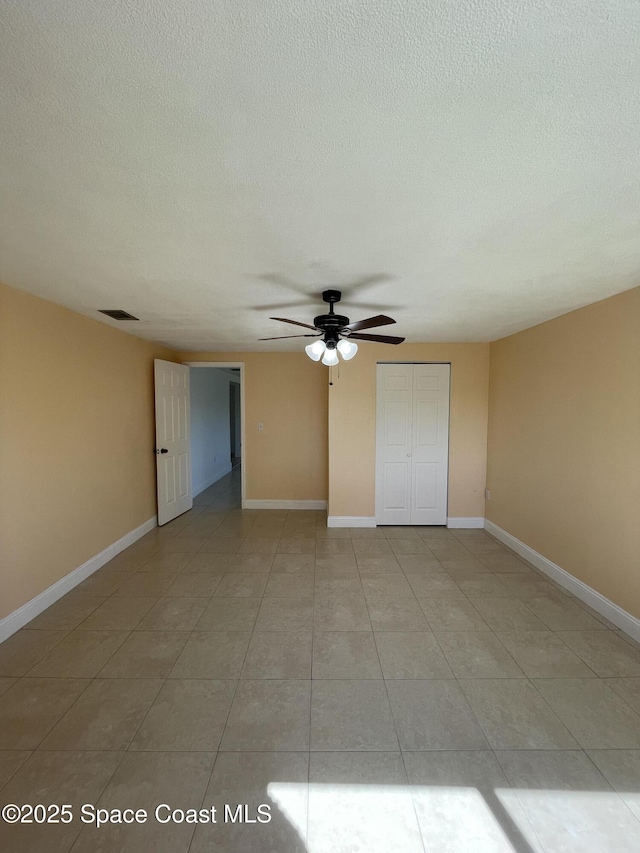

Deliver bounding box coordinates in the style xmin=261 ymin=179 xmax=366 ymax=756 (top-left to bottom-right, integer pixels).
xmin=315 ymin=289 xmax=348 ymax=334
xmin=314 ymin=313 xmax=349 ymax=331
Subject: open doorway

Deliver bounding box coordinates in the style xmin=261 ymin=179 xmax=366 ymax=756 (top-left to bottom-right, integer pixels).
xmin=184 ymin=361 xmax=245 ymax=507
xmin=229 ymin=378 xmax=241 ymax=469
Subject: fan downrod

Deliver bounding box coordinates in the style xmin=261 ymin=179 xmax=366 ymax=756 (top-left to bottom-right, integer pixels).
xmin=314 ymin=289 xmax=349 ymax=331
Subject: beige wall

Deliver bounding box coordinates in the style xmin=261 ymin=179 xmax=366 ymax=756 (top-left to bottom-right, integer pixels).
xmin=179 ymin=352 xmax=328 ymax=502
xmin=486 ymin=286 xmax=640 ymax=618
xmin=0 ymin=283 xmax=176 ymax=620
xmin=327 ymin=343 xmax=490 ymax=519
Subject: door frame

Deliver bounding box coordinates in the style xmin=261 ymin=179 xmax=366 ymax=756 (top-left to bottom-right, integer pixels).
xmin=183 ymin=361 xmax=246 ymax=508
xmin=375 ymin=361 xmax=452 ymax=526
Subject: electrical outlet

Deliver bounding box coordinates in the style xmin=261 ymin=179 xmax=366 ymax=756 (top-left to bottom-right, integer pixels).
xmin=258 ymin=422 xmax=264 ymax=431
xmin=485 ymin=489 xmax=491 ymax=500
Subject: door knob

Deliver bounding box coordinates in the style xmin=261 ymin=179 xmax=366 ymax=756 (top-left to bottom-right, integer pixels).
xmin=155 ymin=448 xmax=169 ymax=454
xmin=407 ymin=452 xmax=412 ymax=457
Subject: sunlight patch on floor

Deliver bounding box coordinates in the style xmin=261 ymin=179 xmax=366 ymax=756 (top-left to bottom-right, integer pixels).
xmin=495 ymin=787 xmax=640 ymax=853
xmin=269 ymin=782 xmax=520 ymax=852
xmin=268 ymin=781 xmax=640 ymax=852
xmin=266 ymin=781 xmax=308 ymax=840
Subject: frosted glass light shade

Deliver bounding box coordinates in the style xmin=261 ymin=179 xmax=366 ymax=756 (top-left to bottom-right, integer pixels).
xmin=321 ymin=347 xmax=339 ymax=366
xmin=337 ymin=339 xmax=358 ymax=360
xmin=305 ymin=340 xmax=326 ymax=361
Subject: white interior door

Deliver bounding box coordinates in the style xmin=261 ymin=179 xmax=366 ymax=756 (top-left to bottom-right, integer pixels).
xmin=376 ymin=363 xmax=450 ymax=526
xmin=154 ymin=359 xmax=192 ymax=525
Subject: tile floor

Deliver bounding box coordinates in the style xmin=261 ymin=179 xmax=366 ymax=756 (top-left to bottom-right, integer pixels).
xmin=1 ymin=468 xmax=640 ymax=851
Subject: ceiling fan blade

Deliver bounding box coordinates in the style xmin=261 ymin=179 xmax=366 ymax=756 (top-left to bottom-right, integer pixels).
xmin=258 ymin=334 xmax=321 ymax=340
xmin=270 ymin=317 xmax=318 ymax=331
xmin=348 ymin=332 xmax=405 ymax=345
xmin=343 ymin=314 xmax=396 ymax=332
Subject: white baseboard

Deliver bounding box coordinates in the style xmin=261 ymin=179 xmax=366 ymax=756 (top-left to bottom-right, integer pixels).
xmin=193 ymin=462 xmax=232 ymax=498
xmin=327 ymin=516 xmax=485 ymax=529
xmin=447 ymin=517 xmax=485 ymax=529
xmin=485 ymin=520 xmax=640 ymax=643
xmin=243 ymin=499 xmax=327 ymax=511
xmin=327 ymin=516 xmax=377 ymax=528
xmin=0 ymin=515 xmax=157 ymax=644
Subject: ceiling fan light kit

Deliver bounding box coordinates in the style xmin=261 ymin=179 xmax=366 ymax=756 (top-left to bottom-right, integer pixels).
xmin=260 ymin=289 xmax=404 ymax=366
xmin=321 ymin=347 xmax=339 ymax=366
xmin=336 ymin=339 xmax=358 ymax=360
xmin=305 ymin=339 xmax=326 ymax=361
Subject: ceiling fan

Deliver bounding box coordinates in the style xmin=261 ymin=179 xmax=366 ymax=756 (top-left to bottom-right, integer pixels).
xmin=259 ymin=289 xmax=405 ymax=365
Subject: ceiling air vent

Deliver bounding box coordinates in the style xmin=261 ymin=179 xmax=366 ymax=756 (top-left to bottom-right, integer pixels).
xmin=98 ymin=309 xmax=140 ymax=321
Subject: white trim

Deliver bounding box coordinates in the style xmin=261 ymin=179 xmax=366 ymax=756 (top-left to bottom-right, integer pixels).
xmin=0 ymin=516 xmax=157 ymax=643
xmin=221 ymin=368 xmax=241 ymax=382
xmin=192 ymin=462 xmax=233 ymax=498
xmin=244 ymin=499 xmax=327 ymax=511
xmin=485 ymin=520 xmax=640 ymax=643
xmin=328 ymin=516 xmax=377 ymax=528
xmin=183 ymin=361 xmax=244 ymax=368
xmin=447 ymin=517 xmax=485 ymax=529
xmin=183 ymin=361 xmax=246 ymax=508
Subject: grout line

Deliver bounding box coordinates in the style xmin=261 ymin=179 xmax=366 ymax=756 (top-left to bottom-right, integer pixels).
xmin=483 ymin=747 xmax=547 ymax=853
xmin=0 ymin=749 xmax=33 ymax=797
xmin=396 ymin=746 xmax=429 ymax=853
xmin=306 ymin=549 xmax=315 ymax=849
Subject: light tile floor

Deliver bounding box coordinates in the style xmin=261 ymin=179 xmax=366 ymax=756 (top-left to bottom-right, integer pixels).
xmin=1 ymin=468 xmax=640 ymax=851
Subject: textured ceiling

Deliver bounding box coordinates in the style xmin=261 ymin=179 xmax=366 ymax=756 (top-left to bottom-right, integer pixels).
xmin=1 ymin=0 xmax=639 ymax=350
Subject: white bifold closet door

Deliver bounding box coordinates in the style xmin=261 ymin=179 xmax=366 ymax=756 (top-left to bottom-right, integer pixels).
xmin=375 ymin=363 xmax=450 ymax=526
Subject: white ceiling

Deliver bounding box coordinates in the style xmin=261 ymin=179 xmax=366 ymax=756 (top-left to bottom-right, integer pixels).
xmin=1 ymin=0 xmax=639 ymax=350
